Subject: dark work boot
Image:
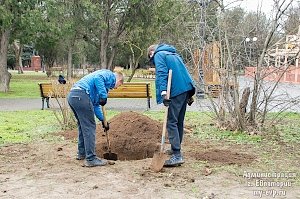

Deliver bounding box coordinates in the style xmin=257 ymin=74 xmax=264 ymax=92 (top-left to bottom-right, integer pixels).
xmin=164 ymin=153 xmax=185 ymax=167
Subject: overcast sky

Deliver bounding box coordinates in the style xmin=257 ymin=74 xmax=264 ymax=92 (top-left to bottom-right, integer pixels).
xmin=223 ymin=0 xmax=276 ymax=15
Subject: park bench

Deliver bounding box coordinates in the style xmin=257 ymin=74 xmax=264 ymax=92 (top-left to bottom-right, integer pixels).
xmin=39 ymin=83 xmax=53 ymax=109
xmin=38 ymin=83 xmax=69 ymax=110
xmin=108 ymin=82 xmax=152 ymax=109
xmin=38 ymin=82 xmax=152 ymax=110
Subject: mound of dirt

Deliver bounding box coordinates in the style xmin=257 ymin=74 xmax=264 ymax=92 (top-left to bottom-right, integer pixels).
xmin=61 ymin=111 xmax=163 ymax=160
xmin=194 ymin=149 xmax=255 ymax=165
xmin=97 ymin=111 xmax=162 ymax=160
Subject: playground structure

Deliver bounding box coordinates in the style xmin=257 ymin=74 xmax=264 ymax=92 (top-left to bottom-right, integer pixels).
xmin=245 ymin=25 xmax=300 ymax=84
xmin=266 ymin=25 xmax=300 ymax=68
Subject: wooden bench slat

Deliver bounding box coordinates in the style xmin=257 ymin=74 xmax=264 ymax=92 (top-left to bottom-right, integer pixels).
xmin=122 ymin=84 xmax=150 ymax=86
xmin=110 ymin=88 xmax=149 ymax=92
xmin=117 ymin=85 xmax=150 ymax=88
xmin=123 ymin=82 xmax=151 ymax=85
xmin=108 ymin=92 xmax=151 ymax=98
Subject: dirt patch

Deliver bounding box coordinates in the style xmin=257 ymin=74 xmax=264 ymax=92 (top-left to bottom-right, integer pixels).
xmin=193 ymin=149 xmax=256 ymax=165
xmin=2 ymin=116 xmax=299 ymax=198
xmin=61 ymin=111 xmax=163 ymax=160
xmin=60 ymin=111 xmax=256 ymax=165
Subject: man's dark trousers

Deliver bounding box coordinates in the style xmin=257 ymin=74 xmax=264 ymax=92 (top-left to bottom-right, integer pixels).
xmin=167 ymin=91 xmax=189 ymax=154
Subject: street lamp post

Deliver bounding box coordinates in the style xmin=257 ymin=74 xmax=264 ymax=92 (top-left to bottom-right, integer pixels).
xmin=245 ymin=36 xmax=258 ymax=67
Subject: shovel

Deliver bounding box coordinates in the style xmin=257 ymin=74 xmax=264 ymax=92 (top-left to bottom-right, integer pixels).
xmin=150 ymin=70 xmax=172 ymax=172
xmin=101 ymin=106 xmax=118 ymax=161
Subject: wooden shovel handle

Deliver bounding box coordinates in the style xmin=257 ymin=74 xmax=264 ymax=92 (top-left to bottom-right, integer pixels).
xmin=101 ymin=106 xmax=111 ymax=152
xmin=166 ymin=70 xmax=172 ymax=99
xmin=160 ymin=70 xmax=172 ymax=152
xmin=101 ymin=106 xmax=108 ymax=127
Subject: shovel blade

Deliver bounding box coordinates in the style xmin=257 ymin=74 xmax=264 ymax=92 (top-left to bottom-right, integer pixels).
xmin=103 ymin=152 xmax=118 ymax=161
xmin=150 ymin=152 xmax=168 ymax=172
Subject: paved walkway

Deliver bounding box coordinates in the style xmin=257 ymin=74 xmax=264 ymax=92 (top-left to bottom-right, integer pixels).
xmin=0 ymin=98 xmax=210 ymax=112
xmin=1 ymin=77 xmax=299 ymax=112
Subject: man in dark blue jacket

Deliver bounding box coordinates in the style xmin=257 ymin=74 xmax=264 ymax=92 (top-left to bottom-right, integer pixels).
xmin=68 ymin=69 xmax=124 ymax=167
xmin=148 ymin=43 xmax=195 ymax=167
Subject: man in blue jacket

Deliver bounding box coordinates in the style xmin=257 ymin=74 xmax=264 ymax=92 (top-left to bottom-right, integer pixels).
xmin=148 ymin=43 xmax=195 ymax=167
xmin=68 ymin=69 xmax=124 ymax=167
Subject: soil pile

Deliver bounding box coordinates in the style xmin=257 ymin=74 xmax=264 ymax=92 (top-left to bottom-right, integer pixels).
xmin=194 ymin=149 xmax=255 ymax=165
xmin=97 ymin=111 xmax=162 ymax=160
xmin=61 ymin=111 xmax=163 ymax=160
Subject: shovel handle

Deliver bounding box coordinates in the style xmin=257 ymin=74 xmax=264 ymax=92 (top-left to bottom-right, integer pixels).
xmin=101 ymin=106 xmax=111 ymax=152
xmin=160 ymin=70 xmax=172 ymax=152
xmin=101 ymin=106 xmax=108 ymax=127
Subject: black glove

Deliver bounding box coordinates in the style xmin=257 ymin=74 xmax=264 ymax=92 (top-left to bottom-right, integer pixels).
xmin=99 ymin=98 xmax=107 ymax=106
xmin=162 ymin=95 xmax=171 ymax=107
xmin=102 ymin=121 xmax=109 ymax=131
xmin=187 ymin=96 xmax=194 ymax=106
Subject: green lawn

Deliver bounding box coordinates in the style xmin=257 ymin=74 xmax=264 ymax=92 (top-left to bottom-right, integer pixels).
xmin=0 ymin=70 xmax=156 ymax=99
xmin=0 ymin=71 xmax=52 ymax=98
xmin=0 ymin=109 xmax=120 ymax=146
xmin=0 ymin=110 xmax=59 ymax=145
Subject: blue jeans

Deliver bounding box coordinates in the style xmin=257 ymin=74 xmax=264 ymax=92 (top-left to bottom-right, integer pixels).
xmin=67 ymin=89 xmax=96 ymax=161
xmin=167 ymin=91 xmax=189 ymax=154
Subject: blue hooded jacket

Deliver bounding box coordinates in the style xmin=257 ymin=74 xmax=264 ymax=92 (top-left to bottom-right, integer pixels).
xmin=73 ymin=69 xmax=116 ymax=121
xmin=152 ymin=44 xmax=195 ymax=104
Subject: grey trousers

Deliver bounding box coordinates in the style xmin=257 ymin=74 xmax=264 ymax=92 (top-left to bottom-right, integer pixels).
xmin=67 ymin=89 xmax=97 ymax=161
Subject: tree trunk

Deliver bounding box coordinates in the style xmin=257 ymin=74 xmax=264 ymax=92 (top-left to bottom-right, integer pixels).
xmin=108 ymin=47 xmax=116 ymax=70
xmin=0 ymin=30 xmax=12 ymax=92
xmin=127 ymin=62 xmax=138 ymax=82
xmin=239 ymin=87 xmax=250 ymax=117
xmin=224 ymin=28 xmax=245 ymax=131
xmin=18 ymin=45 xmax=23 ymax=73
xmin=100 ymin=31 xmax=108 ymax=69
xmin=67 ymin=45 xmax=72 ymax=80
xmin=129 ymin=57 xmax=133 ymax=70
xmin=249 ymin=75 xmax=259 ymax=124
xmin=13 ymin=40 xmax=24 ymax=74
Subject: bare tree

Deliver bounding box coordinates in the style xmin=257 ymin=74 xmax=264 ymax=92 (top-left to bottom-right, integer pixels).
xmin=209 ymin=0 xmax=297 ymax=133
xmin=0 ymin=29 xmax=12 ymax=92
xmin=126 ymin=42 xmax=144 ymax=82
